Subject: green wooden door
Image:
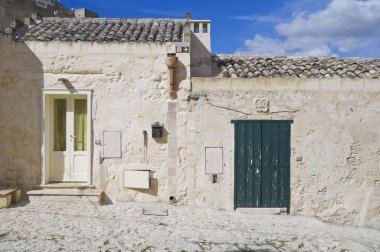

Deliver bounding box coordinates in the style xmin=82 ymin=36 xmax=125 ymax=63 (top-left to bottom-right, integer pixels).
xmin=233 ymin=120 xmax=292 ymax=209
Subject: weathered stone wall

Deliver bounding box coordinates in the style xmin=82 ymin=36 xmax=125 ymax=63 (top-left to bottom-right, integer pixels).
xmin=1 ymin=35 xmax=379 ymax=229
xmin=0 ymin=35 xmax=44 ymax=190
xmin=0 ymin=37 xmax=191 ymax=204
xmin=190 ymin=77 xmax=380 ymax=229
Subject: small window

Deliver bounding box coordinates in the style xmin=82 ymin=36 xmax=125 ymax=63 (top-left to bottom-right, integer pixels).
xmin=194 ymin=22 xmax=200 ymax=33
xmin=202 ymin=23 xmax=208 ymax=33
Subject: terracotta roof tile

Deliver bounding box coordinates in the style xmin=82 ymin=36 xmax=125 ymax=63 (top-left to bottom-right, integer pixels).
xmin=16 ymin=18 xmax=185 ymax=43
xmin=213 ymin=55 xmax=380 ymax=79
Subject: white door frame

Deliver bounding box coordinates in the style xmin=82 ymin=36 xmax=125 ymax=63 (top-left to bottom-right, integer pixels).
xmin=41 ymin=89 xmax=93 ymax=185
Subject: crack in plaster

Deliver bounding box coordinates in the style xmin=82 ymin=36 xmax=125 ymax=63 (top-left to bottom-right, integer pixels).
xmin=204 ymin=96 xmax=253 ymax=116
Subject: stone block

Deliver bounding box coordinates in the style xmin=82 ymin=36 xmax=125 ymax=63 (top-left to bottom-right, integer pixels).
xmin=11 ymin=188 xmax=21 ymax=203
xmin=187 ymin=144 xmax=196 ymax=156
xmin=192 ymin=77 xmax=230 ymax=91
xmin=0 ymin=194 xmax=11 ymax=209
xmin=267 ymin=78 xmax=298 ymax=90
xmin=187 ymin=130 xmax=196 ymax=142
xmin=180 ymin=79 xmax=191 ymax=91
xmin=0 ymin=188 xmax=18 ymax=208
xmin=28 ymin=195 xmax=101 ymax=204
xmin=320 ymin=79 xmax=342 ymax=90
xmin=364 ymin=79 xmax=380 ymax=91
xmin=341 ymin=79 xmax=364 ymax=90
xmin=230 ymin=78 xmax=253 ymax=90
xmin=27 ymin=189 xmax=103 ymax=205
xmin=299 ymin=79 xmax=320 ymax=90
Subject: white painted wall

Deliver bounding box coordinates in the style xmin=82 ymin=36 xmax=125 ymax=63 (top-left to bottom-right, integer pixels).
xmin=1 ymin=36 xmax=379 ymax=229
xmin=190 ymin=77 xmax=380 ymax=229
xmin=0 ymin=37 xmax=191 ymax=204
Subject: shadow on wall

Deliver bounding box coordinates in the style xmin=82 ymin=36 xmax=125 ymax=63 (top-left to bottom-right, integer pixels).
xmin=190 ymin=32 xmax=223 ymax=77
xmin=0 ymin=6 xmax=5 ymax=32
xmin=0 ymin=35 xmax=44 ymax=192
xmin=132 ymin=178 xmax=159 ymax=196
xmin=173 ymin=59 xmax=188 ymax=98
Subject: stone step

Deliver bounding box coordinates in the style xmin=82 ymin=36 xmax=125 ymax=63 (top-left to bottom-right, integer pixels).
xmin=0 ymin=187 xmax=22 ymax=208
xmin=27 ymin=189 xmax=103 ymax=205
xmin=39 ymin=183 xmax=95 ymax=190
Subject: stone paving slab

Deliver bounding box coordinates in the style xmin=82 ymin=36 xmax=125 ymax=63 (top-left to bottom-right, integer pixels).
xmin=0 ymin=201 xmax=379 ymax=252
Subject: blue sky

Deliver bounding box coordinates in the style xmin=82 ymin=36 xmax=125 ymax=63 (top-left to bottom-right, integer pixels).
xmin=60 ymin=0 xmax=380 ymax=58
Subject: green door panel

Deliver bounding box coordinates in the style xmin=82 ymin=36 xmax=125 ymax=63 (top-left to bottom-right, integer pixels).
xmin=233 ymin=120 xmax=292 ymax=209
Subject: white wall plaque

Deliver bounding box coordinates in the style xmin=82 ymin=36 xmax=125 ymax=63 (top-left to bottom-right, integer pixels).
xmin=255 ymin=98 xmax=269 ymax=113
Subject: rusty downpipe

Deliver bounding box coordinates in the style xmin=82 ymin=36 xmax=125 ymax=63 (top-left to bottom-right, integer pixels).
xmin=165 ymin=53 xmax=178 ymax=99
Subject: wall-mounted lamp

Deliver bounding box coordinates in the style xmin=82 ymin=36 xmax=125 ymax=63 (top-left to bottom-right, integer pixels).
xmin=151 ymin=122 xmax=164 ymax=138
xmin=58 ymin=78 xmax=75 ymax=90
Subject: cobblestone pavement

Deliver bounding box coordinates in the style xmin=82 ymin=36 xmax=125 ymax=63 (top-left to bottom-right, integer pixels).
xmin=0 ymin=201 xmax=379 ymax=252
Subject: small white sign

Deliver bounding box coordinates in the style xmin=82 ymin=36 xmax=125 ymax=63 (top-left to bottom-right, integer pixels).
xmin=175 ymin=42 xmax=190 ymax=53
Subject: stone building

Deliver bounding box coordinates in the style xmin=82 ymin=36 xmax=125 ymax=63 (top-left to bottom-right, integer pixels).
xmin=0 ymin=13 xmax=379 ymax=229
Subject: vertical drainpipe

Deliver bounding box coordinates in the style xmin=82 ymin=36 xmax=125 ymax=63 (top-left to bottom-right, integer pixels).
xmin=166 ymin=13 xmax=192 ymax=203
xmin=165 ymin=53 xmax=178 ymax=99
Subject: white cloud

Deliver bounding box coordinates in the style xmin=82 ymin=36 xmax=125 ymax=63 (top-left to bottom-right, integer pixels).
xmin=236 ymin=35 xmax=286 ymax=55
xmin=277 ymin=0 xmax=380 ymax=37
xmin=237 ymin=0 xmax=380 ymax=57
xmin=132 ymin=8 xmax=178 ymax=17
xmin=236 ymin=34 xmax=336 ymax=56
xmin=228 ymin=15 xmax=285 ymax=23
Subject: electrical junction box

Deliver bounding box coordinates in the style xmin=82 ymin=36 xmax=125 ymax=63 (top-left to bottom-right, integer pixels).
xmin=123 ymin=170 xmax=150 ymax=189
xmin=103 ymin=131 xmax=122 ymax=158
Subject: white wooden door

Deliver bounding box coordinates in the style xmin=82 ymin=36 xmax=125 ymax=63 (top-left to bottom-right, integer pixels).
xmin=49 ymin=95 xmax=88 ymax=182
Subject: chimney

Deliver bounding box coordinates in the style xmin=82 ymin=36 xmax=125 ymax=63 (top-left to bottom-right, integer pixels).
xmin=4 ymin=18 xmax=23 ymax=35
xmin=74 ymin=8 xmax=99 ymax=18
xmin=190 ymin=20 xmax=211 ymax=51
xmin=183 ymin=12 xmax=191 ymax=42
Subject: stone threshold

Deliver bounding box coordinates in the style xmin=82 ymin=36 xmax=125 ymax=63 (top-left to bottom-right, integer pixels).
xmin=235 ymin=208 xmax=288 ymax=215
xmin=39 ymin=182 xmax=95 ymax=189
